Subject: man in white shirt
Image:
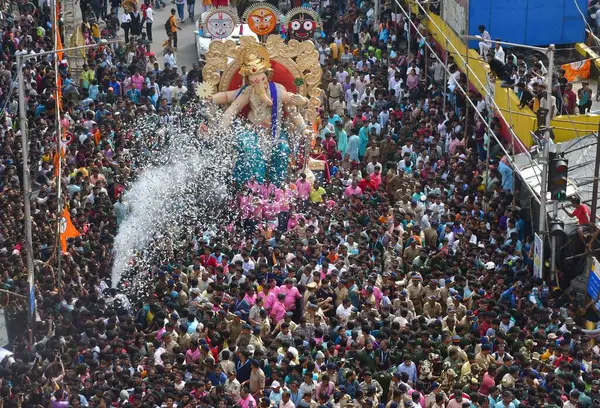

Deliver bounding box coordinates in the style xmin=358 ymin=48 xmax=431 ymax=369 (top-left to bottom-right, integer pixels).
xmin=477 ymin=25 xmax=492 ymax=56
xmin=368 ymin=117 xmax=381 ymax=136
xmin=388 ymin=72 xmax=403 ymax=91
xmin=172 ymin=79 xmax=188 ymax=105
xmin=401 ymin=140 xmax=413 ymax=156
xmin=430 ymin=60 xmax=445 ymax=85
xmin=351 ymin=73 xmax=368 ymax=96
xmin=540 ymin=89 xmax=557 ymax=118
xmin=345 ymin=83 xmax=359 ymax=103
xmin=347 ymin=93 xmax=360 ymax=117
xmin=360 ymin=87 xmax=374 ymax=103
xmin=161 ymin=83 xmax=175 ymax=105
xmin=336 ymin=298 xmax=353 ymax=323
xmin=145 ymin=4 xmax=154 ymax=42
xmin=493 ymin=40 xmax=505 ymax=63
xmin=532 ymin=54 xmax=548 ymax=75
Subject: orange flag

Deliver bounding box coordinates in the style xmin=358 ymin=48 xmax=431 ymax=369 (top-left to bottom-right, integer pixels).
xmin=55 ymin=1 xmax=63 ymax=60
xmin=561 ymin=60 xmax=590 ymax=82
xmin=59 ymin=207 xmax=80 ymax=253
xmin=56 ymin=75 xmax=62 ymax=112
xmin=53 ymin=152 xmax=61 ymax=177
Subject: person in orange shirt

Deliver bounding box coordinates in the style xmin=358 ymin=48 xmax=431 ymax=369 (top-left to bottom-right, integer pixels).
xmin=92 ymin=123 xmax=102 ymax=145
xmin=329 ymin=40 xmax=340 ymax=61
xmin=164 ymin=9 xmax=181 ymax=49
xmin=327 ymin=246 xmax=338 ymax=263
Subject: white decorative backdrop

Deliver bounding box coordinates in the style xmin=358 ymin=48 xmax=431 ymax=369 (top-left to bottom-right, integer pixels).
xmin=442 ymin=0 xmax=468 ymax=37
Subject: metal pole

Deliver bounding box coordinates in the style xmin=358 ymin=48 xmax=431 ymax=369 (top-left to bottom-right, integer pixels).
xmin=538 ymin=45 xmax=554 ymax=237
xmin=507 ymin=87 xmax=516 ymax=208
xmin=586 ymin=127 xmax=600 ymax=305
xmin=484 ymin=108 xmax=492 ymax=193
xmin=392 ymin=0 xmax=542 ymax=204
xmin=463 ymin=10 xmax=469 ymax=141
xmin=461 ymin=35 xmax=546 ymax=52
xmin=591 ymin=127 xmax=600 ymax=223
xmin=374 ymin=0 xmax=380 ymax=31
xmin=18 ymin=55 xmax=35 ymax=327
xmin=551 ymin=200 xmax=558 ymax=283
xmin=539 ymin=44 xmax=554 ymax=282
xmin=442 ymin=38 xmax=448 ymax=113
xmin=23 ymin=40 xmax=114 ymax=59
xmin=407 ymin=1 xmax=411 ymax=56
xmin=54 ymin=0 xmax=64 ymax=294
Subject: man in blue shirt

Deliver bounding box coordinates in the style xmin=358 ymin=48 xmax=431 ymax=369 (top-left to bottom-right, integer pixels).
xmin=339 ymin=370 xmax=360 ymax=399
xmin=397 ymin=356 xmax=417 ymax=385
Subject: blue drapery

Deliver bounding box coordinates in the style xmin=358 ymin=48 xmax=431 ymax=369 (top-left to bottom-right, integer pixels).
xmin=232 ymin=82 xmax=290 ymax=187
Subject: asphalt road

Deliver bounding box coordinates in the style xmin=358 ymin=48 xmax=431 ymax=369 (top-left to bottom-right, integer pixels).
xmin=70 ymin=3 xmax=202 ymax=72
xmin=147 ymin=3 xmax=202 ymax=71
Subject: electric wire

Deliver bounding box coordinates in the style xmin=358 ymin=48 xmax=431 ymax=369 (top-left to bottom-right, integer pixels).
xmin=394 ymin=0 xmax=544 ymax=203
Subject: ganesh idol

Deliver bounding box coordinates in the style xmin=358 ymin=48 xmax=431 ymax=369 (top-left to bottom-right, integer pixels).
xmin=206 ymin=44 xmax=313 ymax=187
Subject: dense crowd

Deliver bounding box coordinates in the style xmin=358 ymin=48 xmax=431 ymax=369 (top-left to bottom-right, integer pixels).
xmin=1 ymin=0 xmax=600 ymax=407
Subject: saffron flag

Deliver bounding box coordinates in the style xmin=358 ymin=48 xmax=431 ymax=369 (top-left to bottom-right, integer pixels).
xmin=53 ymin=151 xmax=61 ymax=177
xmin=53 ymin=130 xmax=67 ymax=176
xmin=59 ymin=207 xmax=80 ymax=253
xmin=55 ymin=1 xmax=63 ymax=60
xmin=56 ymin=74 xmax=62 ymax=112
xmin=561 ymin=60 xmax=590 ymax=82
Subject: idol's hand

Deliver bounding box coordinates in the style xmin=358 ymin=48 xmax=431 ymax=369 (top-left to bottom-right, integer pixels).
xmin=290 ymin=93 xmax=308 ymax=107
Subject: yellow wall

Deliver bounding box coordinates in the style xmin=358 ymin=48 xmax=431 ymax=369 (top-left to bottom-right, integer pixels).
xmin=575 ymin=43 xmax=600 ymax=70
xmin=422 ymin=12 xmax=600 ymax=147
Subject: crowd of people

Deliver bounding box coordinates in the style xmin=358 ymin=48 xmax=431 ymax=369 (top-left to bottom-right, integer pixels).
xmin=1 ymin=0 xmax=600 ymax=407
xmin=473 ymin=24 xmax=597 ymax=114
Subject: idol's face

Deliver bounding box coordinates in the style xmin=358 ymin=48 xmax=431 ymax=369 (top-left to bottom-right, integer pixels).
xmin=248 ymin=73 xmax=268 ymax=86
xmin=289 ymin=13 xmax=316 ymax=40
xmin=206 ymin=12 xmax=235 ymax=38
xmin=248 ymin=8 xmax=276 ymax=35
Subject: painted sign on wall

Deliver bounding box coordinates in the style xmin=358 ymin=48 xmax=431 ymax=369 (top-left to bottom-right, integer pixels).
xmin=442 ymin=0 xmax=468 ymax=37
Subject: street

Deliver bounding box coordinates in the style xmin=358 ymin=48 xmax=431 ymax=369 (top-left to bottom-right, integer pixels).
xmin=146 ymin=3 xmax=201 ymax=71
xmin=70 ymin=3 xmax=201 ymax=72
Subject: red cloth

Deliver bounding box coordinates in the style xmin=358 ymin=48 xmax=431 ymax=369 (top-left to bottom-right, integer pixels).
xmin=199 ymin=254 xmax=218 ymax=269
xmin=358 ymin=178 xmax=376 ymax=193
xmin=323 ymin=138 xmax=338 ymax=161
xmin=573 ymin=204 xmax=591 ymax=225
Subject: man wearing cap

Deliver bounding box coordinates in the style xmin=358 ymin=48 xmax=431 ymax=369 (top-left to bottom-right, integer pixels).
xmin=269 ymin=381 xmax=284 ymax=406
xmin=407 ymin=275 xmax=424 ymax=315
xmin=422 ymin=280 xmax=441 ymax=305
xmin=423 ymin=296 xmax=442 ymax=319
xmin=499 ymin=365 xmax=519 ymax=390
xmin=426 ymin=382 xmax=448 ymax=408
xmin=273 ymin=311 xmax=297 ymax=334
xmin=475 ymin=343 xmax=495 ymax=372
xmin=394 ymin=290 xmax=415 ymax=316
xmin=451 ymin=295 xmax=467 ymax=321
xmin=360 ymin=371 xmax=383 ymax=400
